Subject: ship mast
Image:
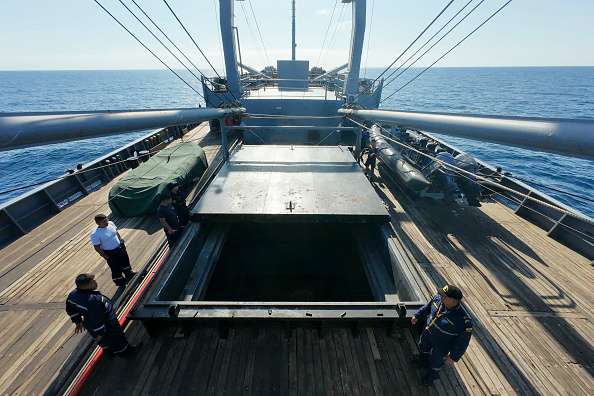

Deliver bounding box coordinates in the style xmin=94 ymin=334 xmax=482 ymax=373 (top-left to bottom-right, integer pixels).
xmin=292 ymin=0 xmax=296 ymax=60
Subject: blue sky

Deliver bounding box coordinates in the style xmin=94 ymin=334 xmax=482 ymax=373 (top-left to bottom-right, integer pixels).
xmin=1 ymin=0 xmax=593 ymax=71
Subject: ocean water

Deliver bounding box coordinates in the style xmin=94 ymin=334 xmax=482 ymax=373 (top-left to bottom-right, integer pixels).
xmin=0 ymin=67 xmax=593 ymax=218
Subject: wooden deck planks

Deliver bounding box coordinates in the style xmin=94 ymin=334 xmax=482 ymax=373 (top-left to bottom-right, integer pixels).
xmin=0 ymin=124 xmax=219 ymax=396
xmin=2 ymin=141 xmax=593 ymax=395
xmin=373 ymin=168 xmax=594 ymax=396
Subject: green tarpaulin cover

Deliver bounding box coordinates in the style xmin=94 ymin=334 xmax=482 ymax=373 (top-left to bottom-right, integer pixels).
xmin=108 ymin=141 xmax=208 ymax=217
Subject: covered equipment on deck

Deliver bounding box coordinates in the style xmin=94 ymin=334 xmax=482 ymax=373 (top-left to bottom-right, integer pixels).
xmin=108 ymin=141 xmax=208 ymax=216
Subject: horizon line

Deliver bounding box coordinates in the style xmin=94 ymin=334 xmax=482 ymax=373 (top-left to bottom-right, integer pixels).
xmin=1 ymin=65 xmax=593 ymax=72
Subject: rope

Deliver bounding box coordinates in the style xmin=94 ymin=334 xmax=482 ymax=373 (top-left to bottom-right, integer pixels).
xmin=244 ymin=129 xmax=268 ymax=145
xmin=245 ymin=113 xmax=343 ymax=119
xmin=363 ymin=0 xmax=375 ymax=79
xmin=129 ymin=0 xmax=228 ymax=105
xmin=0 ymin=126 xmax=208 ymax=196
xmin=380 ymin=0 xmax=513 ymax=103
xmin=93 ymin=0 xmax=205 ymax=100
xmin=117 ymin=0 xmax=220 ymax=105
xmin=315 ymin=0 xmax=339 ymax=68
xmin=247 ymin=0 xmax=271 ymax=66
xmin=382 ymin=0 xmax=478 ymax=91
xmin=320 ymin=3 xmax=348 ymax=68
xmin=239 ymin=0 xmax=266 ymax=68
xmin=347 ymin=0 xmax=454 ymax=105
xmin=353 ymin=119 xmax=594 ymax=240
xmin=345 ymin=116 xmax=586 ymax=220
xmin=162 ymin=0 xmax=239 ymax=102
xmin=212 ymin=0 xmax=226 ymax=71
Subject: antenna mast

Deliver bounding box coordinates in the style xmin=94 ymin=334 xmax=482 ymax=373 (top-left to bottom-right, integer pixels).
xmin=292 ymin=0 xmax=296 ymax=60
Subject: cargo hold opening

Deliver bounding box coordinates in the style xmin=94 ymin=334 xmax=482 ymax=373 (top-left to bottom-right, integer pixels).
xmin=203 ymin=223 xmax=374 ymax=302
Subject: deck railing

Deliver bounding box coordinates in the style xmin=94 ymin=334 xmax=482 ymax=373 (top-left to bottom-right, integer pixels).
xmin=0 ymin=123 xmax=199 ymax=247
xmin=431 ymin=136 xmax=594 ymax=260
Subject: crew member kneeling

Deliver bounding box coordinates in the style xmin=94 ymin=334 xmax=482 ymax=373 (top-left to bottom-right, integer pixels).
xmin=66 ymin=273 xmax=142 ymax=358
xmin=411 ymin=284 xmax=473 ymax=386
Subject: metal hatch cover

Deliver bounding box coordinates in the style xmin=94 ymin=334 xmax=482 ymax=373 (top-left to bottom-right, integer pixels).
xmin=193 ymin=145 xmax=389 ymax=223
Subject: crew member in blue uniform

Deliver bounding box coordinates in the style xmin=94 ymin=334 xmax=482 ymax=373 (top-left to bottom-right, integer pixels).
xmin=166 ymin=177 xmax=199 ymax=227
xmin=365 ymin=144 xmax=379 ymax=180
xmin=358 ymin=130 xmax=370 ymax=164
xmin=411 ymin=284 xmax=473 ymax=386
xmin=65 ymin=273 xmax=142 ymax=358
xmin=157 ymin=193 xmax=181 ymax=247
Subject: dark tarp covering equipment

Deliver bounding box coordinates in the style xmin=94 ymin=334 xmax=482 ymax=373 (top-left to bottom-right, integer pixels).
xmin=108 ymin=141 xmax=208 ymax=217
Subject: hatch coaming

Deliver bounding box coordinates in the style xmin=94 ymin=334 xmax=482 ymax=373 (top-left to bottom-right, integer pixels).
xmin=192 ymin=145 xmax=389 ymax=223
xmin=129 ymin=145 xmax=426 ymax=328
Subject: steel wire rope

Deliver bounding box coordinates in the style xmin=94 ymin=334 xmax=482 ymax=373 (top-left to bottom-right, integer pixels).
xmin=344 ymin=115 xmax=592 ymax=223
xmin=320 ymin=3 xmax=348 ymax=68
xmin=213 ymin=0 xmax=226 ymax=71
xmin=315 ymin=0 xmax=339 ymax=68
xmin=376 ymin=121 xmax=594 ymax=206
xmin=93 ymin=0 xmax=206 ymax=100
xmin=118 ymin=0 xmax=222 ymax=106
xmin=247 ymin=0 xmax=271 ymax=66
xmin=349 ymin=117 xmax=594 ymax=239
xmin=244 ymin=128 xmax=268 ymax=145
xmin=239 ymin=0 xmax=267 ymax=69
xmin=380 ymin=0 xmax=513 ymax=104
xmin=244 ymin=113 xmax=343 ymax=119
xmin=162 ymin=0 xmax=239 ymax=102
xmin=347 ymin=0 xmax=454 ymax=106
xmin=0 ymin=140 xmax=186 ymax=200
xmin=315 ymin=130 xmax=341 ymax=146
xmin=128 ymin=0 xmax=228 ymax=105
xmin=0 ymin=125 xmax=211 ymax=196
xmin=362 ymin=0 xmax=375 ymax=79
xmin=381 ymin=0 xmax=484 ymax=97
xmin=381 ymin=0 xmax=477 ymax=90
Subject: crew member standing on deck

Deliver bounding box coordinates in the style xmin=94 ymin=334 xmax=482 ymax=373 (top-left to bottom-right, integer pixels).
xmin=66 ymin=273 xmax=142 ymax=358
xmin=90 ymin=214 xmax=136 ymax=287
xmin=358 ymin=129 xmax=370 ymax=164
xmin=166 ymin=177 xmax=199 ymax=227
xmin=365 ymin=144 xmax=379 ymax=181
xmin=158 ymin=194 xmax=181 ymax=247
xmin=411 ymin=285 xmax=473 ymax=387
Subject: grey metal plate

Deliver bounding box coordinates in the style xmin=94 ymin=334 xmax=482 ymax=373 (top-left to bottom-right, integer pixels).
xmin=193 ymin=145 xmax=389 ymax=223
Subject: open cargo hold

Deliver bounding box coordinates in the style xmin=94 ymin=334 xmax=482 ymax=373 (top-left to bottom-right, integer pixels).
xmin=108 ymin=141 xmax=208 ymax=216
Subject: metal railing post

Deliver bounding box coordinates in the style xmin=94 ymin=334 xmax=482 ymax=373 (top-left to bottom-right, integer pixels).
xmin=220 ymin=117 xmax=230 ymax=162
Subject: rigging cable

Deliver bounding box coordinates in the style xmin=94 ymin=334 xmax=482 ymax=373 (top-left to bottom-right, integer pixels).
xmin=347 ymin=0 xmax=454 ymax=106
xmin=380 ymin=0 xmax=513 ymax=104
xmin=345 ymin=116 xmax=594 ymax=240
xmin=239 ymin=0 xmax=266 ymax=69
xmin=118 ymin=0 xmax=222 ymax=106
xmin=315 ymin=0 xmax=339 ymax=68
xmin=92 ymin=0 xmax=205 ymax=100
xmin=213 ymin=0 xmax=226 ymax=72
xmin=161 ymin=0 xmax=239 ymax=102
xmin=320 ymin=2 xmax=348 ymax=68
xmin=382 ymin=0 xmax=477 ymax=89
xmin=129 ymin=0 xmax=228 ymax=105
xmin=0 ymin=134 xmax=189 ymax=196
xmin=363 ymin=0 xmax=375 ymax=79
xmin=247 ymin=0 xmax=271 ymax=66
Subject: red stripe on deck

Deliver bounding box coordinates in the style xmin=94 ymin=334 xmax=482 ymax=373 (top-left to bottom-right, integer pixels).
xmin=69 ymin=250 xmax=169 ymax=396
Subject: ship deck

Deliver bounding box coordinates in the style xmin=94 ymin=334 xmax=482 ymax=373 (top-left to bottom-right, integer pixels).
xmin=0 ymin=123 xmax=222 ymax=395
xmin=0 ymin=140 xmax=593 ymax=395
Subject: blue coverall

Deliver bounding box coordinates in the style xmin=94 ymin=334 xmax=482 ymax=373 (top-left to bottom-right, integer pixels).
xmin=66 ymin=288 xmax=132 ymax=356
xmin=414 ymin=294 xmax=473 ymax=380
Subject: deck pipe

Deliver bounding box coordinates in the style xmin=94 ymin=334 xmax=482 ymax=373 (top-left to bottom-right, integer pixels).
xmin=339 ymin=108 xmax=594 ymax=161
xmin=0 ymin=107 xmax=243 ymax=151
